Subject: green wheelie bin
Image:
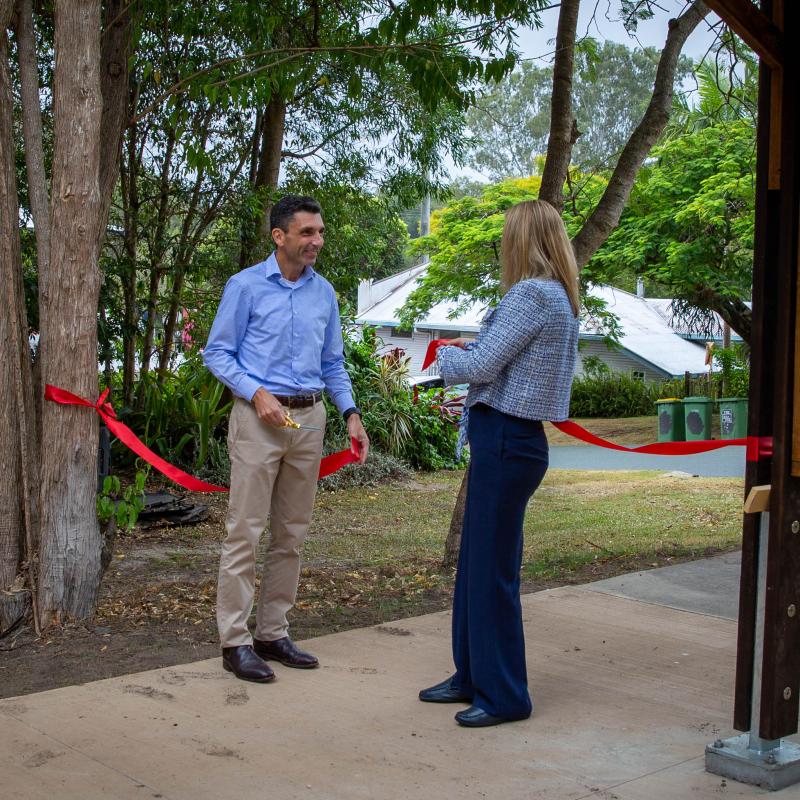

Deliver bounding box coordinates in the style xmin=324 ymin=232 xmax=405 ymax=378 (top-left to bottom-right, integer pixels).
xmin=655 ymin=398 xmax=685 ymax=442
xmin=683 ymin=396 xmax=713 ymax=440
xmin=718 ymin=397 xmax=748 ymax=439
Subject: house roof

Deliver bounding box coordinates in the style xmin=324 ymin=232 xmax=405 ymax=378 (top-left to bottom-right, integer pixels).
xmin=586 ymin=285 xmax=710 ymax=376
xmin=643 ymin=298 xmax=745 ymax=341
xmin=357 ymin=265 xmax=486 ymax=331
xmin=356 ymin=266 xmax=714 ymax=377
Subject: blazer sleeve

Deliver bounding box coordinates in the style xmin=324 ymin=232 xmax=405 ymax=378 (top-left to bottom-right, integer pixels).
xmin=437 ymin=281 xmax=549 ymax=386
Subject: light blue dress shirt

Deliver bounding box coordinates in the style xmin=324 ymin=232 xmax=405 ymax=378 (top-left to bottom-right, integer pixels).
xmin=202 ymin=253 xmax=356 ymax=413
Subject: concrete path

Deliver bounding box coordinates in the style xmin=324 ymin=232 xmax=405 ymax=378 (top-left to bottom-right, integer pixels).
xmin=588 ymin=551 xmax=742 ymax=620
xmin=4 ymin=555 xmax=796 ymax=800
xmin=549 ymin=444 xmax=746 ymax=477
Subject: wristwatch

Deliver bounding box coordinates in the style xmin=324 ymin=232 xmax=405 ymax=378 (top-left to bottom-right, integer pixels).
xmin=343 ymin=406 xmax=362 ymax=421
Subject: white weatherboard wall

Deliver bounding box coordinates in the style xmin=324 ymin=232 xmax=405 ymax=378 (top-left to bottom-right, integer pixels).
xmin=577 ymin=340 xmax=676 ymax=382
xmin=373 ymin=327 xmax=433 ymax=375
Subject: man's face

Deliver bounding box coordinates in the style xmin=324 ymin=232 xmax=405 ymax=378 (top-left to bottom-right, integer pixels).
xmin=272 ymin=211 xmax=325 ymax=267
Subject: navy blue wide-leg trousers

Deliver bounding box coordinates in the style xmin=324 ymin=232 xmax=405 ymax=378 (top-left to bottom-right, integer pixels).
xmin=451 ymin=403 xmax=549 ymax=719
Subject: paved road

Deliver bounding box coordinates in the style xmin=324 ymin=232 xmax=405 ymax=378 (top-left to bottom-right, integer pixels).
xmin=549 ymin=443 xmax=746 ymax=477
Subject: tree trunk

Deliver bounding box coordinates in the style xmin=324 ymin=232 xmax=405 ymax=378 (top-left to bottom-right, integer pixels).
xmin=702 ymin=292 xmax=752 ymax=344
xmin=571 ymin=1 xmax=709 ymax=268
xmin=96 ymin=0 xmax=130 ymax=252
xmin=157 ymin=266 xmax=187 ymax=377
xmin=120 ymin=100 xmax=140 ymax=404
xmin=13 ymin=0 xmax=50 ymax=275
xmin=239 ymin=95 xmax=286 ymax=268
xmin=139 ymin=126 xmax=178 ymax=384
xmin=538 ymin=0 xmax=581 ymax=211
xmin=442 ymin=464 xmax=469 ymax=570
xmin=37 ymin=0 xmax=104 ymax=625
xmin=0 ymin=9 xmax=36 ymax=633
xmin=443 ymin=3 xmax=709 ymax=572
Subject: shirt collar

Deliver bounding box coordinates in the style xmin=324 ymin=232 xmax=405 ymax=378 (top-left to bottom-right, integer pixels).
xmin=264 ymin=252 xmax=317 ymax=285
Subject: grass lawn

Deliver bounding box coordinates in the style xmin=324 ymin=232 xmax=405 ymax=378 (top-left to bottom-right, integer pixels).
xmin=1 ymin=461 xmax=745 ymax=698
xmin=305 ymin=467 xmax=743 ymax=604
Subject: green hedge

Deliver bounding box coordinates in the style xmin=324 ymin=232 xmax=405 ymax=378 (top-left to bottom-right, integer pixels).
xmin=569 ymin=373 xmax=662 ymax=418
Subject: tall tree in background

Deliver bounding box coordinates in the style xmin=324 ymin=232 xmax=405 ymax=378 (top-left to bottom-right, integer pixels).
xmin=404 ymin=0 xmax=712 ymax=567
xmin=1 ymin=0 xmax=551 ymax=628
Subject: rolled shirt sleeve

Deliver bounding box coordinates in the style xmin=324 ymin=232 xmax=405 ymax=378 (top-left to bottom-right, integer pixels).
xmin=202 ymin=278 xmax=262 ymax=402
xmin=437 ymin=281 xmax=549 ymax=387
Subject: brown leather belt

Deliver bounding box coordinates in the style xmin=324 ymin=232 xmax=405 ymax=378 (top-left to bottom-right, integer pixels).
xmin=272 ymin=391 xmax=323 ymax=409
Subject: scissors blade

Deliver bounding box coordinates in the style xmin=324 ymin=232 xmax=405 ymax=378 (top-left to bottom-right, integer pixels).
xmin=297 ymin=424 xmax=321 ymax=431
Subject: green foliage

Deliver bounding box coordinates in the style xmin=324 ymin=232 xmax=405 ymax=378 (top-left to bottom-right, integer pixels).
xmin=324 ymin=324 xmax=462 ymax=470
xmin=588 ymin=117 xmax=755 ymax=340
xmin=713 ymin=344 xmax=749 ymax=398
xmin=398 ymin=175 xmax=614 ymax=336
xmin=96 ymin=471 xmax=148 ymax=530
xmin=569 ymin=372 xmax=662 ymax=418
xmin=119 ymin=355 xmax=232 ymax=474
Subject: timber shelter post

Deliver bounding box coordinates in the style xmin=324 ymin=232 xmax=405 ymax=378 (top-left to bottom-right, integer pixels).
xmin=702 ymin=0 xmax=800 ymax=790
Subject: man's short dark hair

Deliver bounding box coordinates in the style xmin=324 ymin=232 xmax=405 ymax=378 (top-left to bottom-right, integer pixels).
xmin=270 ymin=195 xmax=322 ymax=233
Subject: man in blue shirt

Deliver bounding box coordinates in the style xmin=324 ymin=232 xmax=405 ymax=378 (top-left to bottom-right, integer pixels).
xmin=203 ymin=195 xmax=369 ymax=683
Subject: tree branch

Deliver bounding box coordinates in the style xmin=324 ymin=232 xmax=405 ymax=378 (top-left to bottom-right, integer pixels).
xmin=571 ymin=1 xmax=709 ymax=268
xmin=539 ymin=0 xmax=580 ymax=211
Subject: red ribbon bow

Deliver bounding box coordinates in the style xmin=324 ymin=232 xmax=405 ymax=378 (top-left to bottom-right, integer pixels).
xmin=45 ymin=385 xmax=360 ymax=493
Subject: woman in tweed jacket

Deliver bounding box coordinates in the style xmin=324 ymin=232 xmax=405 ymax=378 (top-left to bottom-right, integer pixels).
xmin=419 ymin=199 xmax=580 ymax=728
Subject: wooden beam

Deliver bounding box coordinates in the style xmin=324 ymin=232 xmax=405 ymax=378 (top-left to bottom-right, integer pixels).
xmin=732 ymin=0 xmax=782 ymax=731
xmin=744 ymin=485 xmax=772 ymax=513
xmin=704 ymin=0 xmax=783 ymax=70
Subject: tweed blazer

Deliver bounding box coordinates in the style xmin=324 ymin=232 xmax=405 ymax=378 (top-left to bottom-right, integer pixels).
xmin=437 ymin=278 xmax=578 ymax=421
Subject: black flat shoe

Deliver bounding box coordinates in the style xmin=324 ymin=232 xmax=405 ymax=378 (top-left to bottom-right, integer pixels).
xmin=253 ymin=636 xmax=319 ymax=669
xmin=222 ymin=645 xmax=275 ymax=683
xmin=419 ymin=678 xmax=472 ymax=703
xmin=455 ymin=706 xmax=526 ymax=728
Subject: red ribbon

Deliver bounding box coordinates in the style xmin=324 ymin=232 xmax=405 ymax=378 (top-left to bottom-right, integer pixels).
xmin=45 ymin=385 xmax=361 ymax=493
xmin=550 ymin=420 xmax=768 ymax=458
xmin=422 ymin=339 xmax=771 ymax=462
xmin=421 ymin=339 xmax=453 ymax=371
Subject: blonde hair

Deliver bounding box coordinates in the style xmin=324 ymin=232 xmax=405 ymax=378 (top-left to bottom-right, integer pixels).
xmin=500 ymin=200 xmax=580 ymax=316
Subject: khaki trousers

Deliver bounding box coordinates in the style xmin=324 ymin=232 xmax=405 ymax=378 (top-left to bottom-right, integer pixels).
xmin=217 ymin=398 xmax=326 ymax=647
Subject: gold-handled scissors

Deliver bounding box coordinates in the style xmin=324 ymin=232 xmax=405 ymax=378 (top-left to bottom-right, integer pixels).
xmin=284 ymin=412 xmax=321 ymax=431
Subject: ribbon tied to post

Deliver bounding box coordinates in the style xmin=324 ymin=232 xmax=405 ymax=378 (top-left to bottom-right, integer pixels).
xmin=44 ymin=385 xmax=360 ymax=493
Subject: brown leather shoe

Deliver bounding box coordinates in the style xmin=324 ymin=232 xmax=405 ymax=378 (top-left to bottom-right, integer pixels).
xmin=222 ymin=645 xmax=275 ymax=683
xmin=253 ymin=636 xmax=319 ymax=669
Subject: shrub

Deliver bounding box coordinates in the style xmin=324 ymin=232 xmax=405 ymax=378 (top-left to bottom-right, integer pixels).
xmin=713 ymin=344 xmax=749 ymax=398
xmin=325 ymin=324 xmax=463 ymax=470
xmin=569 ymin=372 xmax=662 ymax=417
xmin=116 ymin=353 xmax=231 ymax=475
xmin=318 ymin=448 xmax=412 ymax=491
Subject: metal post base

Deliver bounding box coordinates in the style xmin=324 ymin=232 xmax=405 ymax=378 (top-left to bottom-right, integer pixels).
xmin=706 ymin=735 xmax=800 ymax=791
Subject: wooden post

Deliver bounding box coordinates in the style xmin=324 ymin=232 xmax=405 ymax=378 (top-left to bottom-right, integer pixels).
xmin=732 ymin=0 xmax=800 ymax=742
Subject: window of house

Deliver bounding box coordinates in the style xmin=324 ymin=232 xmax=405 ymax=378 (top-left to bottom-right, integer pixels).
xmin=392 ymin=327 xmax=413 ymax=338
xmin=631 ymin=370 xmax=646 ymax=382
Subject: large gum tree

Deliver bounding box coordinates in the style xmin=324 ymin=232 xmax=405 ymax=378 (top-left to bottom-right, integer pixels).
xmin=0 ymin=0 xmax=551 ymax=631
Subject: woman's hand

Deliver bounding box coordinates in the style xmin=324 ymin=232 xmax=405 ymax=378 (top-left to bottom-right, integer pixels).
xmin=444 ymin=337 xmax=474 ymax=349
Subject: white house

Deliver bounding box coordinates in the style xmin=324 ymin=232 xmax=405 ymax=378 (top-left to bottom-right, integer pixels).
xmin=356 ymin=264 xmax=729 ymax=382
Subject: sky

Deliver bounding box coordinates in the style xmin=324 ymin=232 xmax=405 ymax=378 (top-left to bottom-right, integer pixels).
xmin=516 ymin=1 xmax=723 ymax=65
